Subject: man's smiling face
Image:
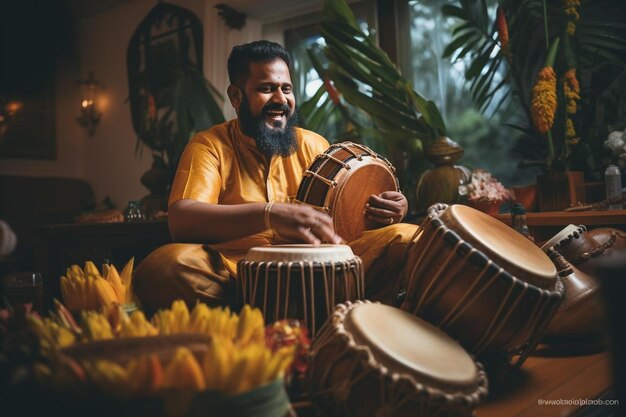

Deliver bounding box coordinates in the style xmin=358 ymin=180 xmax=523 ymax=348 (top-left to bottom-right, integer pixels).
xmin=239 ymin=59 xmax=295 ymax=131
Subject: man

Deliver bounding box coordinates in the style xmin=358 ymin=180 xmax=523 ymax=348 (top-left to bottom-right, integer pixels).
xmin=134 ymin=40 xmax=418 ymax=309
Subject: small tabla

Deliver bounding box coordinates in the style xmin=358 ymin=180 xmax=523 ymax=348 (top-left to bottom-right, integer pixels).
xmin=295 ymin=141 xmax=399 ymax=242
xmin=308 ymin=301 xmax=488 ymax=417
xmin=541 ymin=224 xmax=626 ymax=276
xmin=400 ymin=204 xmax=563 ymax=367
xmin=236 ymin=244 xmax=364 ymax=338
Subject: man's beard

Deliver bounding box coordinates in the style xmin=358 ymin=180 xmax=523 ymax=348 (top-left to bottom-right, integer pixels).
xmin=238 ymin=95 xmax=299 ymax=157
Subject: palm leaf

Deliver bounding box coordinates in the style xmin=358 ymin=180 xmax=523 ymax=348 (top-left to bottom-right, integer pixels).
xmin=320 ymin=0 xmax=446 ymax=157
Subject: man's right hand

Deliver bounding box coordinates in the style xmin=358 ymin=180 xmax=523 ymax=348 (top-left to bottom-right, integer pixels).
xmin=269 ymin=203 xmax=342 ymax=245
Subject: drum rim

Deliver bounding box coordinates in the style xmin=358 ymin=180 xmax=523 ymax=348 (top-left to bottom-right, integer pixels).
xmin=541 ymin=224 xmax=587 ymax=253
xmin=428 ymin=204 xmax=559 ymax=290
xmin=243 ymin=244 xmax=357 ymax=263
xmin=311 ymin=301 xmax=489 ymax=405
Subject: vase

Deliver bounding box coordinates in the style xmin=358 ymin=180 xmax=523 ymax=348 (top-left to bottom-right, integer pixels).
xmin=416 ymin=136 xmax=470 ymax=212
xmin=511 ymin=184 xmax=538 ymax=212
xmin=467 ymin=199 xmax=503 ymax=217
xmin=536 ymin=171 xmax=586 ymax=212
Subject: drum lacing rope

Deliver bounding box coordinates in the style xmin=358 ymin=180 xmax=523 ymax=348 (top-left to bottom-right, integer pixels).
xmin=303 ymin=169 xmax=338 ymax=188
xmin=290 ymin=199 xmax=331 ymax=213
xmin=319 ymin=152 xmax=351 ymax=169
xmin=569 ymin=231 xmax=620 ymax=264
xmin=338 ymin=143 xmax=364 ymax=160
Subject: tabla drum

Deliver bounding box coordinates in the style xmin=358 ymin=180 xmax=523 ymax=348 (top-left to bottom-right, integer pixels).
xmin=295 ymin=142 xmax=399 ymax=242
xmin=540 ymin=249 xmax=607 ymax=348
xmin=400 ymin=204 xmax=563 ymax=367
xmin=541 ymin=224 xmax=626 ymax=276
xmin=236 ymin=244 xmax=364 ymax=337
xmin=308 ymin=301 xmax=488 ymax=417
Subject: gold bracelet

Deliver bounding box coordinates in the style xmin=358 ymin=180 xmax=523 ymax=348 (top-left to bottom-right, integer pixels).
xmin=264 ymin=202 xmax=275 ymax=231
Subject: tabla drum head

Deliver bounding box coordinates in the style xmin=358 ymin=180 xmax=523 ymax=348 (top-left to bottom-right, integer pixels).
xmin=245 ymin=244 xmax=355 ymax=263
xmin=343 ymin=303 xmax=480 ymax=394
xmin=442 ymin=205 xmax=557 ymax=288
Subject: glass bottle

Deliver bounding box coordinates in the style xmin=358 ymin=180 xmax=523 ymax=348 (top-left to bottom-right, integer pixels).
xmin=604 ymin=165 xmax=623 ymax=210
xmin=124 ymin=201 xmax=146 ymax=222
xmin=511 ymin=202 xmax=534 ymax=242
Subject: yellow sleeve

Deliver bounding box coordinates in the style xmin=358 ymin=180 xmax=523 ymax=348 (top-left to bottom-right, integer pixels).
xmin=168 ymin=135 xmax=221 ymax=205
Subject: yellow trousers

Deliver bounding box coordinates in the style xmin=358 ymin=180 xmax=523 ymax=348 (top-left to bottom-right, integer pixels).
xmin=134 ymin=223 xmax=419 ymax=310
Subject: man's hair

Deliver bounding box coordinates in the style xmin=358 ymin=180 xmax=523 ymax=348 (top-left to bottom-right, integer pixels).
xmin=227 ymin=40 xmax=292 ymax=86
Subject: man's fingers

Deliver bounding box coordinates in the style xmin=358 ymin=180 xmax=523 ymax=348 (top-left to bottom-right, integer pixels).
xmin=367 ymin=194 xmax=402 ymax=211
xmin=365 ymin=205 xmax=397 ymax=218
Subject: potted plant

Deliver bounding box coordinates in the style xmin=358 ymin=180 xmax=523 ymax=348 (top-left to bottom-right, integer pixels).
xmin=442 ymin=0 xmax=626 ymax=211
xmin=317 ymin=0 xmax=459 ymax=214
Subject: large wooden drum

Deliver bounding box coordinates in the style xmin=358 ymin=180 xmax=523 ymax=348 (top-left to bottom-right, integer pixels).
xmin=295 ymin=142 xmax=399 ymax=242
xmin=401 ymin=204 xmax=563 ymax=366
xmin=236 ymin=244 xmax=364 ymax=337
xmin=308 ymin=301 xmax=488 ymax=417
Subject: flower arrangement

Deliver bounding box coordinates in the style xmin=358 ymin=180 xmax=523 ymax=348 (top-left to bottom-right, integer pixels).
xmin=443 ymin=0 xmax=626 ymax=176
xmin=463 ymin=169 xmax=514 ymax=204
xmin=604 ymin=129 xmax=626 ymax=170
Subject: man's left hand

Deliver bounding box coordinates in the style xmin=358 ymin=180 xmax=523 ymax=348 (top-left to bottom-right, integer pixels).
xmin=365 ymin=191 xmax=408 ymax=225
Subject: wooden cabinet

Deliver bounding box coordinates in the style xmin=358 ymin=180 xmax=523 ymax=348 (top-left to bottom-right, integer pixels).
xmin=34 ymin=221 xmax=171 ymax=310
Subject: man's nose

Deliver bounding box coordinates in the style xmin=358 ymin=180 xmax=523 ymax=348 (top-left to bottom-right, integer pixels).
xmin=272 ymin=88 xmax=288 ymax=104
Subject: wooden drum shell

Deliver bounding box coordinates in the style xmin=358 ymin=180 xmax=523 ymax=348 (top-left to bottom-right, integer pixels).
xmin=296 ymin=142 xmax=399 ymax=242
xmin=401 ymin=204 xmax=563 ymax=366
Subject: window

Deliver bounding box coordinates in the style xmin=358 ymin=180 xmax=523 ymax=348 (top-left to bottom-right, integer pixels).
xmin=400 ymin=0 xmax=540 ymax=185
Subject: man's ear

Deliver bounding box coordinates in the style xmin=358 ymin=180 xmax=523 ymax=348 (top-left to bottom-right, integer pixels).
xmin=227 ymin=84 xmax=242 ymax=112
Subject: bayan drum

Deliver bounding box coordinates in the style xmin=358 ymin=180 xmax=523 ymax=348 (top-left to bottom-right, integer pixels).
xmin=541 ymin=224 xmax=626 ymax=276
xmin=308 ymin=301 xmax=488 ymax=417
xmin=236 ymin=244 xmax=364 ymax=337
xmin=295 ymin=142 xmax=399 ymax=242
xmin=541 ymin=250 xmax=607 ymax=347
xmin=401 ymin=204 xmax=563 ymax=366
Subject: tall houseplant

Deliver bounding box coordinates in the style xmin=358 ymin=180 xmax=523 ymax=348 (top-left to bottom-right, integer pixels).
xmin=318 ymin=0 xmax=450 ymax=211
xmin=442 ymin=0 xmax=626 ymax=178
xmin=127 ymin=3 xmax=225 ymax=215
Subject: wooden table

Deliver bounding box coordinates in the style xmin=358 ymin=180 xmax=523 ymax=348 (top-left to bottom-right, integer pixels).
xmin=476 ymin=352 xmax=614 ymax=417
xmin=495 ymin=209 xmax=626 ymax=241
xmin=294 ymin=351 xmax=615 ymax=417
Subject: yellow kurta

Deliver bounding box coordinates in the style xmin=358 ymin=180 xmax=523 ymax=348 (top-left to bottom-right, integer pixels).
xmin=135 ymin=119 xmax=419 ymax=310
xmin=169 ymin=118 xmax=328 ymax=272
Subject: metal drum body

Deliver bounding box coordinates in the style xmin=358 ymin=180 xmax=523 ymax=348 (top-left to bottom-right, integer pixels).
xmin=237 ymin=244 xmax=364 ymax=337
xmin=295 ymin=142 xmax=399 ymax=242
xmin=308 ymin=301 xmax=488 ymax=417
xmin=401 ymin=204 xmax=563 ymax=366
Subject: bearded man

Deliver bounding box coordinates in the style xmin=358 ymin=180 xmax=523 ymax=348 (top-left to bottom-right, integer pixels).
xmin=134 ymin=40 xmax=418 ymax=309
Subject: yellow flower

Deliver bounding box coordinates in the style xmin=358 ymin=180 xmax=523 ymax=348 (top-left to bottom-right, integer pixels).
xmin=563 ymin=69 xmax=580 ymax=114
xmin=531 ymin=66 xmax=557 ymax=134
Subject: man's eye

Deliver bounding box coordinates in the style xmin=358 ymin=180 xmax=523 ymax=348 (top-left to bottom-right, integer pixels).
xmin=259 ymin=87 xmax=272 ymax=93
xmin=282 ymin=87 xmax=292 ymax=94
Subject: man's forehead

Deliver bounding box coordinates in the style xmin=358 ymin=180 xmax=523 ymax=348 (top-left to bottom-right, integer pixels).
xmin=247 ymin=59 xmax=292 ymax=83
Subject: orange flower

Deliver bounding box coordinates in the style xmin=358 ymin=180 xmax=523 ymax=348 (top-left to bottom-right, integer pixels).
xmin=496 ymin=7 xmax=509 ymax=55
xmin=531 ymin=67 xmax=557 ymax=134
xmin=563 ymin=68 xmax=580 ymax=114
xmin=563 ymin=0 xmax=581 ymax=35
xmin=566 ymin=118 xmax=580 ymax=144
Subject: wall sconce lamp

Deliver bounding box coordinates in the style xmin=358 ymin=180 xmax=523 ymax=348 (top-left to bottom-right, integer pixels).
xmin=77 ymin=71 xmax=102 ymax=136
